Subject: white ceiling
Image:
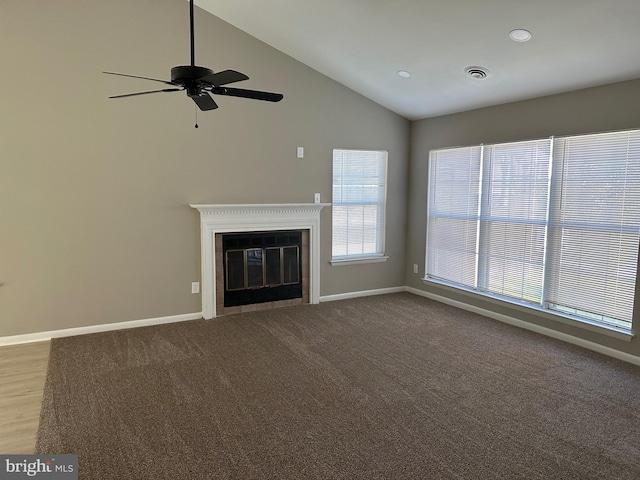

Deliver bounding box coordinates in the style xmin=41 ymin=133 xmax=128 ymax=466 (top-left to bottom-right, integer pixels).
xmin=196 ymin=0 xmax=640 ymax=120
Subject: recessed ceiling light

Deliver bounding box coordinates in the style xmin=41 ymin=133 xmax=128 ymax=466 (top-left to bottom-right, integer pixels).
xmin=509 ymin=29 xmax=532 ymax=42
xmin=396 ymin=70 xmax=411 ymax=78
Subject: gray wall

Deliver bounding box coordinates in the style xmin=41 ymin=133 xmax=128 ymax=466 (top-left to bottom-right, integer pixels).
xmin=406 ymin=78 xmax=640 ymax=358
xmin=0 ymin=0 xmax=409 ymax=336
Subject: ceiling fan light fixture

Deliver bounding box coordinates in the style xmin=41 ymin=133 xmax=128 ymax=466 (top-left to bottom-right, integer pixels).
xmin=509 ymin=29 xmax=532 ymax=42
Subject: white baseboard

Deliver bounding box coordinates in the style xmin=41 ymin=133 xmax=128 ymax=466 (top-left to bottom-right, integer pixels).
xmin=2 ymin=286 xmax=406 ymax=346
xmin=405 ymin=287 xmax=640 ymax=367
xmin=319 ymin=286 xmax=406 ymax=303
xmin=3 ymin=286 xmax=639 ymax=368
xmin=0 ymin=312 xmax=203 ymax=347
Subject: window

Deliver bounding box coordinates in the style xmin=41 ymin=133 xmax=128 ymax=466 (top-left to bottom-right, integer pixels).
xmin=479 ymin=139 xmax=551 ymax=303
xmin=426 ymin=129 xmax=640 ymax=331
xmin=546 ymin=131 xmax=640 ymax=328
xmin=332 ymin=149 xmax=388 ymax=263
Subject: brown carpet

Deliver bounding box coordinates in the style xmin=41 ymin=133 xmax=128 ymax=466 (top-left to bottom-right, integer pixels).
xmin=36 ymin=293 xmax=640 ymax=479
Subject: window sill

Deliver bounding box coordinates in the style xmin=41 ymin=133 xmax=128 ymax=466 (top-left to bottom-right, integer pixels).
xmin=330 ymin=256 xmax=389 ymax=266
xmin=422 ymin=278 xmax=634 ymax=342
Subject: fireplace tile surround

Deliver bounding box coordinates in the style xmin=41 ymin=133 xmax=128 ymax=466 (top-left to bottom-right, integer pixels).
xmin=190 ymin=203 xmax=330 ymax=318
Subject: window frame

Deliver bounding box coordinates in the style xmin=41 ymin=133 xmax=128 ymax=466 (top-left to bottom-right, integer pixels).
xmin=331 ymin=148 xmax=389 ymax=266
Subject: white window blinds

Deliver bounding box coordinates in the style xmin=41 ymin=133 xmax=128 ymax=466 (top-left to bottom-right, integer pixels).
xmin=546 ymin=130 xmax=640 ymax=327
xmin=426 ymin=146 xmax=482 ymax=287
xmin=426 ymin=129 xmax=640 ymax=331
xmin=479 ymin=139 xmax=551 ymax=303
xmin=332 ymin=149 xmax=388 ymax=260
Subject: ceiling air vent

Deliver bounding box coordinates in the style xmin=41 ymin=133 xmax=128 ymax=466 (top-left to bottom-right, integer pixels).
xmin=465 ymin=66 xmax=490 ymax=79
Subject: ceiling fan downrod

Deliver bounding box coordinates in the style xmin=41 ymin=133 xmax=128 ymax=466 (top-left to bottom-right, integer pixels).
xmin=189 ymin=0 xmax=195 ymax=67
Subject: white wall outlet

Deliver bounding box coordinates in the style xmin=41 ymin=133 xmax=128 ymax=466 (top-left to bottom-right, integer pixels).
xmin=314 ymin=193 xmax=321 ymax=203
xmin=413 ymin=264 xmax=419 ymax=274
xmin=191 ymin=282 xmax=200 ymax=294
xmin=297 ymin=146 xmax=304 ymax=158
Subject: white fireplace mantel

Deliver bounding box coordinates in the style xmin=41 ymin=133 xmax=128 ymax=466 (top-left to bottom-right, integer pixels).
xmin=190 ymin=203 xmax=331 ymax=319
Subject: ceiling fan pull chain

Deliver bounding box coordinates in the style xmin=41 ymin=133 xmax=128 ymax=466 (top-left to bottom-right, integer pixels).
xmin=194 ymin=104 xmax=199 ymax=129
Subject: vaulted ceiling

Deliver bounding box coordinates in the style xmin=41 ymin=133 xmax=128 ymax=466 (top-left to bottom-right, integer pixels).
xmin=197 ymin=0 xmax=640 ymax=120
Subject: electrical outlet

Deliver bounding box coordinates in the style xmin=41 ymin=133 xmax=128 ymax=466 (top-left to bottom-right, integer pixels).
xmin=413 ymin=264 xmax=419 ymax=274
xmin=314 ymin=193 xmax=321 ymax=203
xmin=191 ymin=282 xmax=200 ymax=294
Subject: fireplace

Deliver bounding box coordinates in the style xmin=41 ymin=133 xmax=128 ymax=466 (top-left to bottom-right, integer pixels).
xmin=190 ymin=203 xmax=329 ymax=318
xmin=221 ymin=229 xmax=305 ymax=307
xmin=214 ymin=230 xmax=309 ymax=314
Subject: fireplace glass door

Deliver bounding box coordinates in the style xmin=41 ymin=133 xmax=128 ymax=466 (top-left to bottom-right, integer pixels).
xmin=246 ymin=249 xmax=264 ymax=288
xmin=222 ymin=231 xmax=303 ymax=307
xmin=226 ymin=246 xmax=299 ymax=290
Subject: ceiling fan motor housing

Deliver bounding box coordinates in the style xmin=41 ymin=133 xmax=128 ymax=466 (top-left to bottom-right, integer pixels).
xmin=171 ymin=65 xmax=214 ymax=95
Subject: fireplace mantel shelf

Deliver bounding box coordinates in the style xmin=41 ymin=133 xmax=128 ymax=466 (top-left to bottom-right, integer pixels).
xmin=190 ymin=203 xmax=331 ymax=215
xmin=191 ymin=203 xmax=330 ymax=319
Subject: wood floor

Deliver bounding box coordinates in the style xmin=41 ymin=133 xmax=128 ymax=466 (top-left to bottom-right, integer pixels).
xmin=0 ymin=341 xmax=50 ymax=453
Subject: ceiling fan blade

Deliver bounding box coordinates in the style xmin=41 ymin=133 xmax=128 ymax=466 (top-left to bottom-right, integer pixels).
xmin=190 ymin=93 xmax=218 ymax=111
xmin=213 ymin=87 xmax=283 ymax=102
xmin=103 ymin=71 xmax=176 ymax=86
xmin=201 ymin=69 xmax=249 ymax=86
xmin=109 ymin=88 xmax=182 ymax=99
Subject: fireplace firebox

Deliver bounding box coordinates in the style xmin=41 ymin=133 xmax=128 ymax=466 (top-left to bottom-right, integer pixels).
xmin=222 ymin=231 xmax=303 ymax=307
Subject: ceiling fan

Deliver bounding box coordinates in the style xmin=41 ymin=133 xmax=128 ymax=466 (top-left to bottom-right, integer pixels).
xmin=104 ymin=0 xmax=283 ymax=113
